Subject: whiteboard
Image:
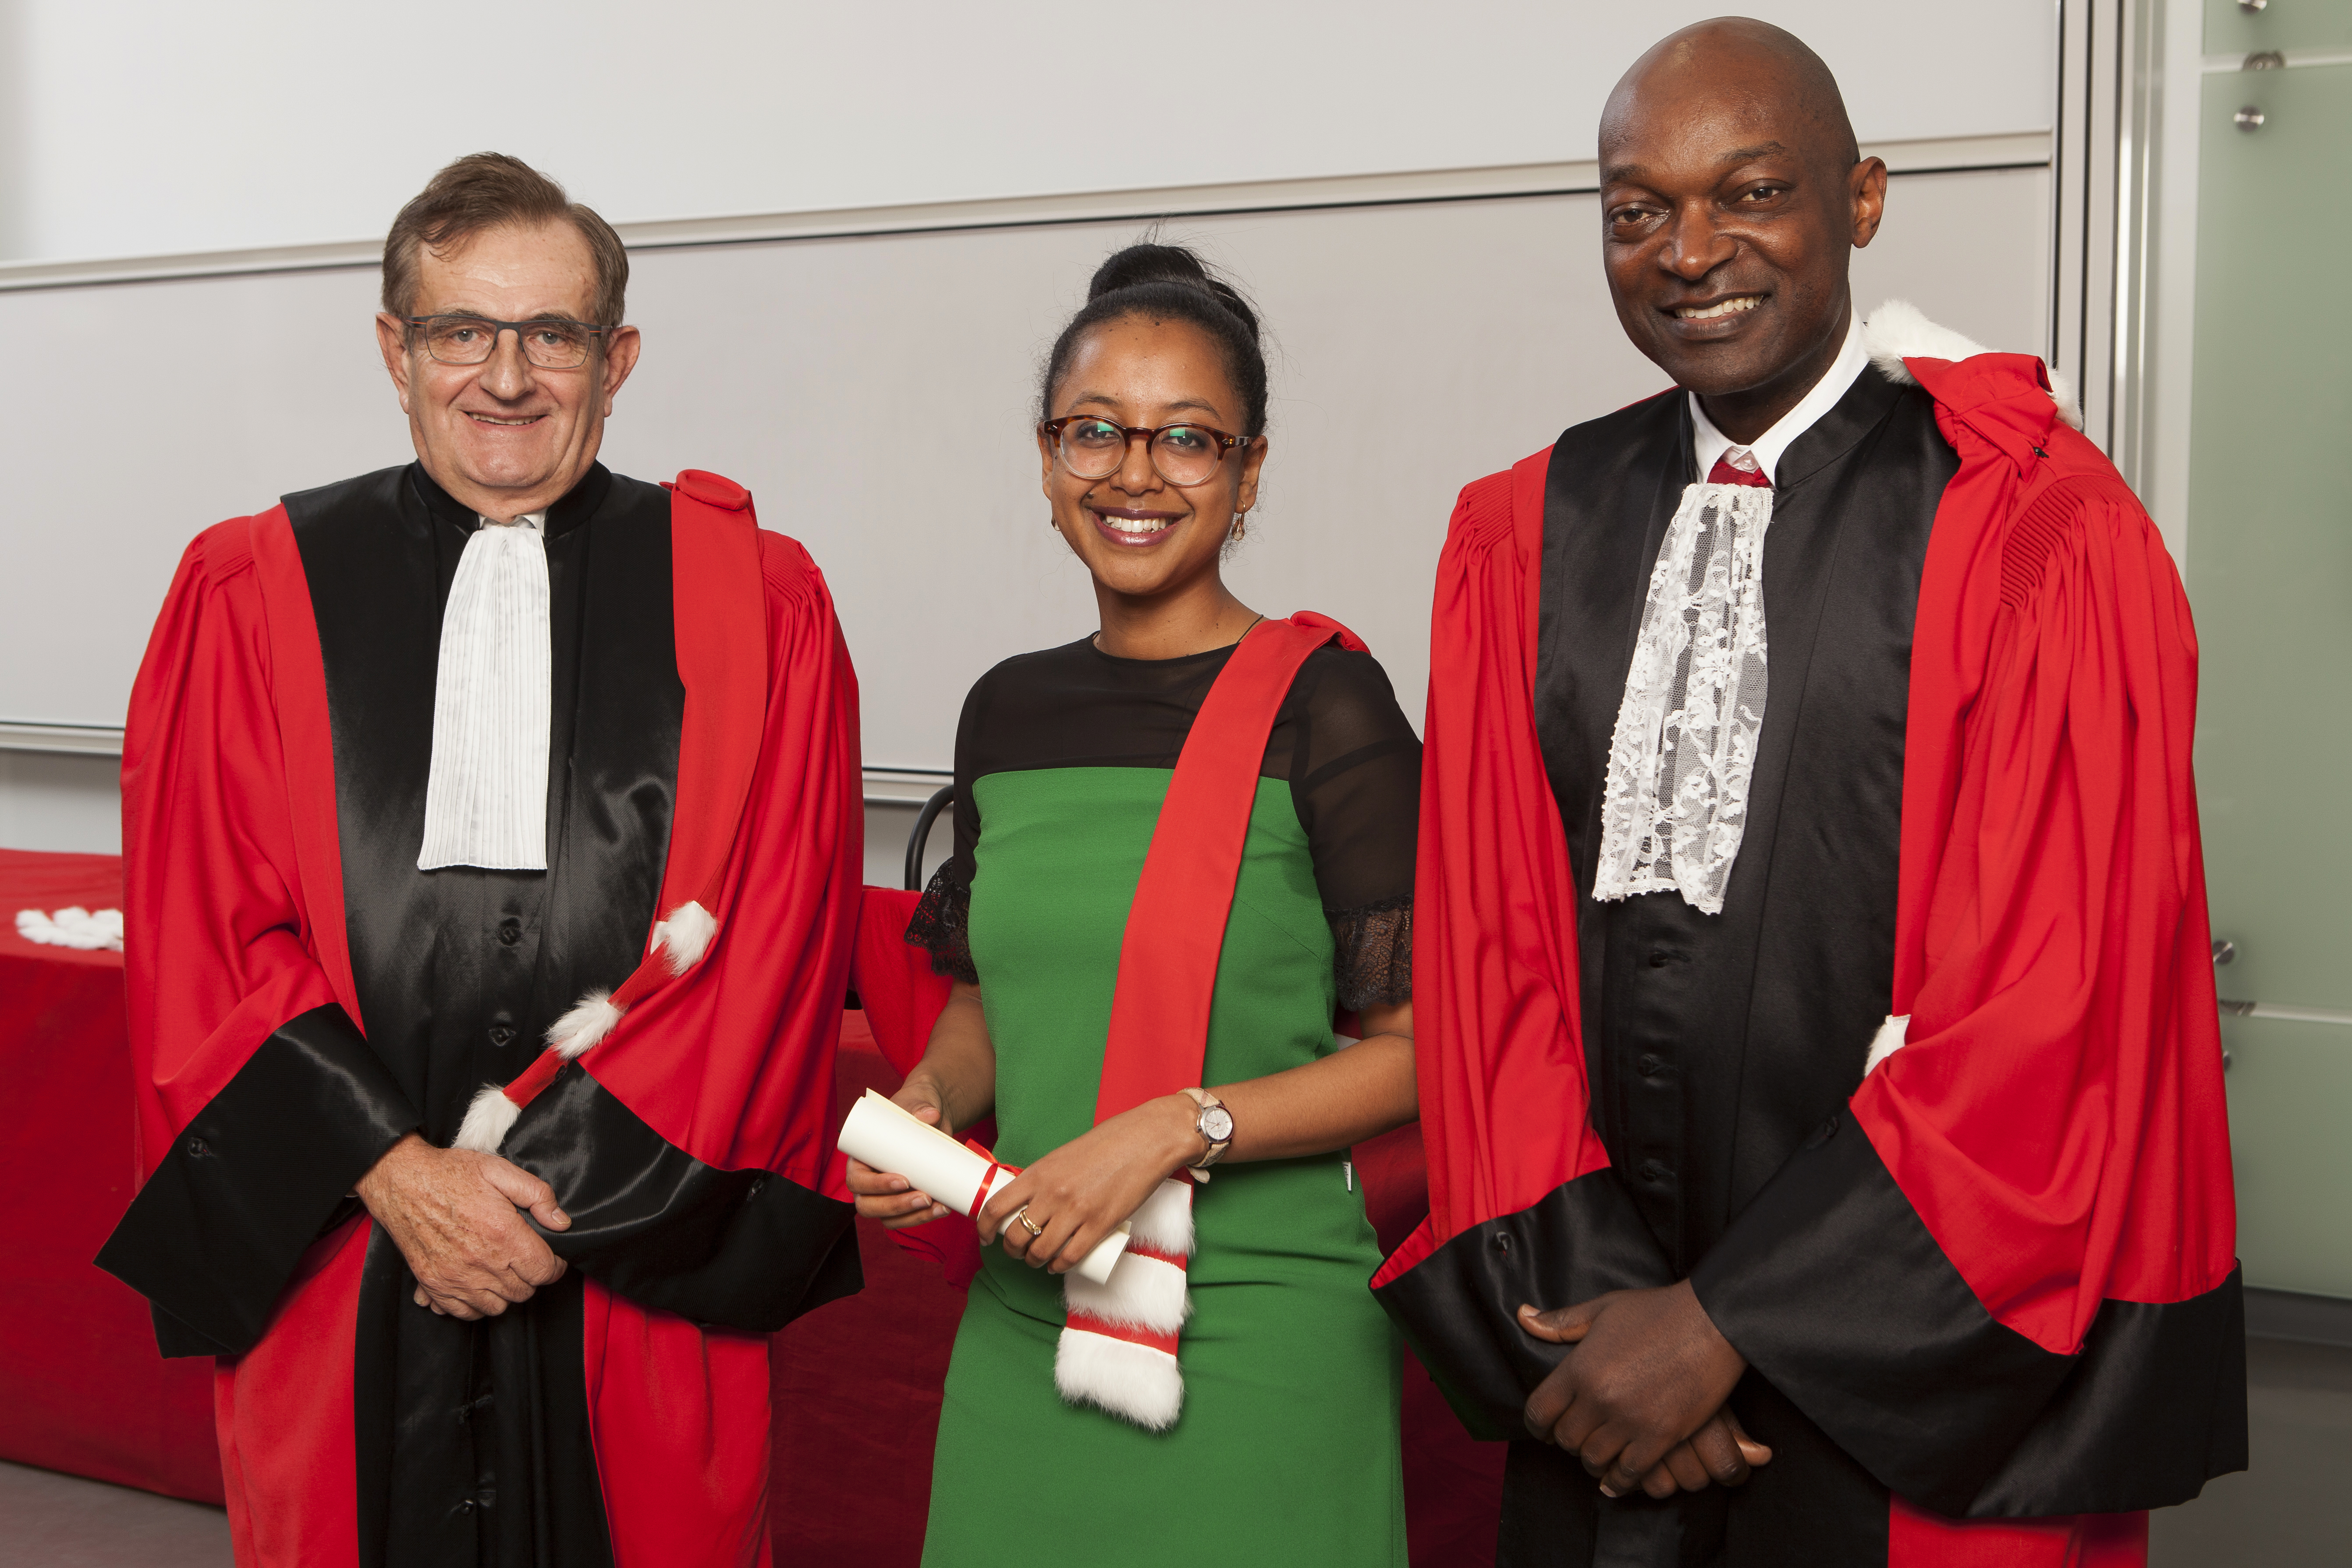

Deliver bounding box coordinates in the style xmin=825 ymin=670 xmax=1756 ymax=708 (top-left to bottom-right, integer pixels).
xmin=0 ymin=166 xmax=2047 ymax=770
xmin=4 ymin=0 xmax=2053 ymax=263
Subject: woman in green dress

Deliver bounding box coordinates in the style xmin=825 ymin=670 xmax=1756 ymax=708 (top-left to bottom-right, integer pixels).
xmin=848 ymin=243 xmax=1420 ymax=1566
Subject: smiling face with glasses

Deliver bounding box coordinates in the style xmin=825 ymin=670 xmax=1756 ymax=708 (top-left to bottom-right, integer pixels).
xmin=1036 ymin=314 xmax=1268 ymax=657
xmin=372 ymin=220 xmax=642 ymax=522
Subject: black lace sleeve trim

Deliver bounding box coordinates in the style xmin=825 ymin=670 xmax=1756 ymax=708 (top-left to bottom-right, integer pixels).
xmin=1329 ymin=896 xmax=1412 ymax=1011
xmin=905 ymin=860 xmax=979 ymax=984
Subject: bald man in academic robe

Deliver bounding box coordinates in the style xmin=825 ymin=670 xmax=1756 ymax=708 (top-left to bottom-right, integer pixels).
xmin=1374 ymin=21 xmax=2244 ymax=1568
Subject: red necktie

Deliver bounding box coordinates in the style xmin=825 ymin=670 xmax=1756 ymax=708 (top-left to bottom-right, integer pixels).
xmin=1708 ymin=449 xmax=1771 ymax=488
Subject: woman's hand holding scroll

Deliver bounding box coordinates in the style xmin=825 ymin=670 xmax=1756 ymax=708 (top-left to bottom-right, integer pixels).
xmin=845 ymin=1075 xmax=958 ymax=1229
xmin=978 ymin=1094 xmax=1202 ymax=1275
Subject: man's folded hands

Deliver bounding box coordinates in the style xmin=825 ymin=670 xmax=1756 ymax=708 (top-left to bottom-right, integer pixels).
xmin=356 ymin=1132 xmax=573 ymax=1320
xmin=1518 ymin=1280 xmax=1772 ymax=1499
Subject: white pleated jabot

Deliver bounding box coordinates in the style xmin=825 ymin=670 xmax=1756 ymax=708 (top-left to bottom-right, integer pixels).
xmin=417 ymin=513 xmax=551 ymax=872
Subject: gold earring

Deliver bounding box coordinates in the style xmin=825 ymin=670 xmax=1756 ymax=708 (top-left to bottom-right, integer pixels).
xmin=1232 ymin=510 xmax=1249 ymax=541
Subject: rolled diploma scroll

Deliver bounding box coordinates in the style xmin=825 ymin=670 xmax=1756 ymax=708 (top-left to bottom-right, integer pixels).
xmin=839 ymin=1089 xmax=1130 ymax=1287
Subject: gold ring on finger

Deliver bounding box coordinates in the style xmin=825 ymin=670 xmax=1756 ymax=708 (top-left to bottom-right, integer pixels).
xmin=1015 ymin=1207 xmax=1045 ymax=1237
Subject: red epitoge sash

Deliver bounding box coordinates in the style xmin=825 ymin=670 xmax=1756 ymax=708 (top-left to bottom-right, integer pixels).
xmin=451 ymin=471 xmax=769 ymax=1153
xmin=1054 ymin=613 xmax=1366 ymax=1429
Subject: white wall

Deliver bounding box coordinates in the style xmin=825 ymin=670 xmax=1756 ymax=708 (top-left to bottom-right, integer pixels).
xmin=0 ymin=0 xmax=2061 ymax=857
xmin=0 ymin=167 xmax=2048 ymax=734
xmin=0 ymin=161 xmax=2050 ymax=854
xmin=0 ymin=1 xmax=2052 ymax=263
xmin=0 ymin=751 xmax=118 ymax=851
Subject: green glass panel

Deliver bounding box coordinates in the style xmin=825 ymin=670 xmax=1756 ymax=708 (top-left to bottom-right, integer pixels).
xmin=2188 ymin=61 xmax=2352 ymax=1297
xmin=2205 ymin=0 xmax=2352 ymax=56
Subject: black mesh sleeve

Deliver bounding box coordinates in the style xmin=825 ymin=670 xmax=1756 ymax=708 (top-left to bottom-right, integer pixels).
xmin=907 ymin=858 xmax=977 ymax=983
xmin=1282 ymin=648 xmax=1421 ymax=1007
xmin=1329 ymin=897 xmax=1413 ymax=1011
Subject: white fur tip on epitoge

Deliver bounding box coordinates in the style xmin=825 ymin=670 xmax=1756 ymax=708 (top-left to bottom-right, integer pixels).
xmin=1863 ymin=1014 xmax=1912 ymax=1078
xmin=1862 ymin=300 xmax=2083 ymax=431
xmin=1065 ymin=1252 xmax=1191 ymax=1334
xmin=546 ymin=990 xmax=623 ymax=1059
xmin=651 ymin=900 xmax=717 ymax=975
xmin=1055 ymin=1328 xmax=1185 ymax=1431
xmin=2045 ymin=369 xmax=2085 ymax=431
xmin=453 ymin=1085 xmax=522 ymax=1153
xmin=1125 ymin=1178 xmax=1197 ymax=1257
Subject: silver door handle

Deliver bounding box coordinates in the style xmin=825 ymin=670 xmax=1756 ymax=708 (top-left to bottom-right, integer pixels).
xmin=2217 ymin=999 xmax=2352 ymax=1027
xmin=2212 ymin=941 xmax=2352 ymax=1028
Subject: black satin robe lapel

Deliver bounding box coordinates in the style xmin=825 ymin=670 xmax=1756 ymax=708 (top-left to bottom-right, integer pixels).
xmin=1534 ymin=368 xmax=1945 ymax=1267
xmin=1498 ymin=371 xmax=1955 ymax=1568
xmin=285 ymin=461 xmax=680 ymax=1568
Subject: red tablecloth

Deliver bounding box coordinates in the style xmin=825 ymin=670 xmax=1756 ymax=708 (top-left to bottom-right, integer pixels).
xmin=0 ymin=851 xmax=1500 ymax=1562
xmin=0 ymin=848 xmax=223 ymax=1504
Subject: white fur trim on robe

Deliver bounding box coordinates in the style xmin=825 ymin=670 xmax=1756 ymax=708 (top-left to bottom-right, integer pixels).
xmin=651 ymin=900 xmax=718 ymax=972
xmin=1862 ymin=299 xmax=2083 ymax=430
xmin=452 ymin=1085 xmax=524 ymax=1153
xmin=1054 ymin=1331 xmax=1185 ymax=1430
xmin=1863 ymin=1013 xmax=1911 ymax=1077
xmin=1054 ymin=1178 xmax=1196 ymax=1429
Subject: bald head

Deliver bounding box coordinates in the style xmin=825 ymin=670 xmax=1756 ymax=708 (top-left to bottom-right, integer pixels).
xmin=1593 ymin=17 xmax=1885 ymax=442
xmin=1603 ymin=19 xmax=1857 ymax=174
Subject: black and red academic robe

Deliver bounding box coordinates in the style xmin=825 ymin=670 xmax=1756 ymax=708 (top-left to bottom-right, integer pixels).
xmin=1373 ymin=350 xmax=2243 ymax=1567
xmin=96 ymin=463 xmax=863 ymax=1568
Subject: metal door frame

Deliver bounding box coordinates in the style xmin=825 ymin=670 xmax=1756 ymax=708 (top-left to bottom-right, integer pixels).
xmin=2049 ymin=0 xmax=2177 ymax=515
xmin=2056 ymin=0 xmax=2352 ymax=568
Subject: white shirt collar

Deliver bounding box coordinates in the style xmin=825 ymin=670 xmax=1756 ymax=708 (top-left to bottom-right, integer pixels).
xmin=1689 ymin=312 xmax=1870 ymax=486
xmin=479 ymin=511 xmax=547 ymax=532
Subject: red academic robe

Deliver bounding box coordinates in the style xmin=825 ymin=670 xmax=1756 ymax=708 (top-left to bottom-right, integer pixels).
xmin=1373 ymin=352 xmax=2242 ymax=1565
xmin=97 ymin=466 xmax=863 ymax=1568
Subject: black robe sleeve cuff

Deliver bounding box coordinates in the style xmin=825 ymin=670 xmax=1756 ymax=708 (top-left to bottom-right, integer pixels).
xmin=1689 ymin=1112 xmax=2248 ymax=1517
xmin=500 ymin=1063 xmax=862 ymax=1333
xmin=1373 ymin=1166 xmax=1675 ymax=1440
xmin=96 ymin=1004 xmax=419 ymax=1359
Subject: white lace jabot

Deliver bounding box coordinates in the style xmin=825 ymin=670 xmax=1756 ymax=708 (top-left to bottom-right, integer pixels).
xmin=1591 ymin=315 xmax=1869 ymax=915
xmin=1590 ymin=480 xmax=1772 ymax=914
xmin=417 ymin=511 xmax=551 ymax=871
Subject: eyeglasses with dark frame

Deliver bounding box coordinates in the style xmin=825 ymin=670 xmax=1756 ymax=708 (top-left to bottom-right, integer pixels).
xmin=1039 ymin=415 xmax=1254 ymax=489
xmin=404 ymin=314 xmax=619 ymax=370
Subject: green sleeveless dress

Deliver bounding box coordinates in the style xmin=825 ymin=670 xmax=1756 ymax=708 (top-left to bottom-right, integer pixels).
xmin=907 ymin=635 xmax=1420 ymax=1568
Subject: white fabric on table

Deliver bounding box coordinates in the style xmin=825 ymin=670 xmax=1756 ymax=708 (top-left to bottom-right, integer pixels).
xmin=15 ymin=906 xmax=124 ymax=951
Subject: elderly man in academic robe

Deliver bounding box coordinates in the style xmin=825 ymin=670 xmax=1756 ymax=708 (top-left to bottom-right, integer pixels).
xmin=97 ymin=152 xmax=864 ymax=1568
xmin=1373 ymin=21 xmax=2244 ymax=1568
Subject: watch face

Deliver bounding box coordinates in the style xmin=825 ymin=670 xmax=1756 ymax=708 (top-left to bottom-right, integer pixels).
xmin=1200 ymin=1105 xmax=1235 ymax=1142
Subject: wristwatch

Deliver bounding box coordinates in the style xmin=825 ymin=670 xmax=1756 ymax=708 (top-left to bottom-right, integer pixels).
xmin=1181 ymin=1087 xmax=1233 ymax=1170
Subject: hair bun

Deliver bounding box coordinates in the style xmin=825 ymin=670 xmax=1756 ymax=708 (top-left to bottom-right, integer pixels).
xmin=1041 ymin=238 xmax=1271 ymax=436
xmin=1085 ymin=243 xmax=1259 ymax=344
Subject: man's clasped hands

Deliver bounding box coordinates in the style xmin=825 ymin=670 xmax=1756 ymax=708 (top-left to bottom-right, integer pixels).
xmin=355 ymin=1132 xmax=573 ymax=1320
xmin=1518 ymin=1280 xmax=1773 ymax=1499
